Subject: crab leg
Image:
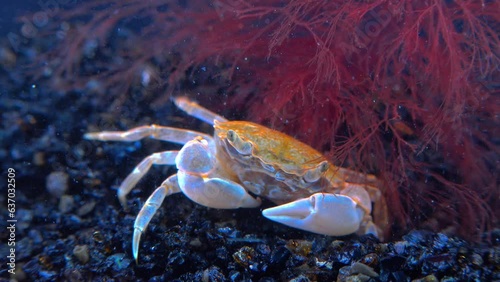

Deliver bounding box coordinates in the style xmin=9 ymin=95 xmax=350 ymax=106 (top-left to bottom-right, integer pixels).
xmin=84 ymin=125 xmax=212 ymax=145
xmin=262 ymin=193 xmax=365 ymax=236
xmin=173 ymin=96 xmax=228 ymax=124
xmin=115 ymin=151 xmax=179 ymax=208
xmin=340 ymin=184 xmax=384 ymax=239
xmin=133 ymin=174 xmax=181 ymax=262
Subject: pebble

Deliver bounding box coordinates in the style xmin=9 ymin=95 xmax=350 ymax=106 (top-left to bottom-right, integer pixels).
xmin=64 ymin=269 xmax=84 ymax=282
xmin=289 ymin=274 xmax=311 ymax=282
xmin=413 ymin=274 xmax=438 ymax=282
xmin=470 ymin=253 xmax=483 ymax=266
xmin=16 ymin=209 xmax=33 ymax=232
xmin=189 ymin=237 xmax=202 ymax=247
xmin=201 ymin=266 xmax=226 ymax=282
xmin=106 ymin=253 xmax=131 ymax=272
xmin=46 ymin=171 xmax=69 ymax=198
xmin=33 ymin=151 xmax=45 ymax=166
xmin=76 ymin=200 xmax=96 ymax=216
xmin=285 ymin=239 xmax=312 ymax=256
xmin=233 ymin=246 xmax=256 ymax=267
xmin=59 ymin=195 xmax=75 ymax=213
xmin=73 ymin=245 xmax=90 ymax=264
xmin=349 ymin=262 xmax=378 ymax=277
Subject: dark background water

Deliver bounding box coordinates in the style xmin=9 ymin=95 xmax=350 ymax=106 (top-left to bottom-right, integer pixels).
xmin=0 ymin=1 xmax=38 ymax=35
xmin=0 ymin=0 xmax=79 ymax=46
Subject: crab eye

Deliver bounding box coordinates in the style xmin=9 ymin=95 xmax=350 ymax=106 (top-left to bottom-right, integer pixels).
xmin=227 ymin=130 xmax=236 ymax=142
xmin=226 ymin=130 xmax=252 ymax=155
xmin=303 ymin=161 xmax=329 ymax=183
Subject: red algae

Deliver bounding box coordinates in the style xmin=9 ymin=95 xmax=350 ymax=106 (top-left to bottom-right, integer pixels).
xmin=31 ymin=0 xmax=499 ymax=240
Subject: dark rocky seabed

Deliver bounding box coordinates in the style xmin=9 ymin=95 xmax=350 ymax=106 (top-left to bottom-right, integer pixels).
xmin=0 ymin=14 xmax=499 ymax=282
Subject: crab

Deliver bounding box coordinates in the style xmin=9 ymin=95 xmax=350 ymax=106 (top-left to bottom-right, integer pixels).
xmin=85 ymin=97 xmax=389 ymax=261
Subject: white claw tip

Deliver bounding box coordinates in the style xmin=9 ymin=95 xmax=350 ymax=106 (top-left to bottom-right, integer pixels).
xmin=132 ymin=227 xmax=142 ymax=263
xmin=83 ymin=133 xmax=94 ymax=140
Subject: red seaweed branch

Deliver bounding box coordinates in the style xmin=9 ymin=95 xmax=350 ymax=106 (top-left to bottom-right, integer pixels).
xmin=30 ymin=0 xmax=499 ymax=240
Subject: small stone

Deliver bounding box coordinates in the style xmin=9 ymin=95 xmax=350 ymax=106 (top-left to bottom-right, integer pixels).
xmin=190 ymin=237 xmax=202 ymax=247
xmin=76 ymin=200 xmax=96 ymax=216
xmin=470 ymin=253 xmax=483 ymax=267
xmin=349 ymin=262 xmax=379 ymax=277
xmin=28 ymin=229 xmax=43 ymax=245
xmin=17 ymin=237 xmax=34 ymax=260
xmin=46 ymin=171 xmax=69 ymax=198
xmin=92 ymin=231 xmax=104 ymax=243
xmin=412 ymin=274 xmax=438 ymax=282
xmin=168 ymin=250 xmax=186 ymax=265
xmin=33 ymin=151 xmax=45 ymax=166
xmin=59 ymin=195 xmax=75 ymax=213
xmin=9 ymin=264 xmax=26 ymax=281
xmin=106 ymin=253 xmax=131 ymax=272
xmin=73 ymin=245 xmax=90 ymax=264
xmin=289 ymin=274 xmax=311 ymax=282
xmin=359 ymin=253 xmax=379 ymax=268
xmin=16 ymin=209 xmax=33 ymax=232
xmin=285 ymin=239 xmax=312 ymax=256
xmin=432 ymin=233 xmax=449 ymax=251
xmin=329 ymin=240 xmax=345 ymax=250
xmin=315 ymin=257 xmax=333 ymax=270
xmin=269 ymin=246 xmax=290 ymax=267
xmin=256 ymin=244 xmax=271 ymax=256
xmin=393 ymin=241 xmax=408 ymax=255
xmin=64 ymin=268 xmax=84 ymax=282
xmin=39 ymin=270 xmax=57 ymax=280
xmin=233 ymin=246 xmax=256 ymax=267
xmin=201 ymin=266 xmax=226 ymax=282
xmin=216 ymin=247 xmax=228 ymax=260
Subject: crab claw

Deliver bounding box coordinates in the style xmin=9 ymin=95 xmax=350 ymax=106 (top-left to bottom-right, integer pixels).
xmin=262 ymin=193 xmax=364 ymax=236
